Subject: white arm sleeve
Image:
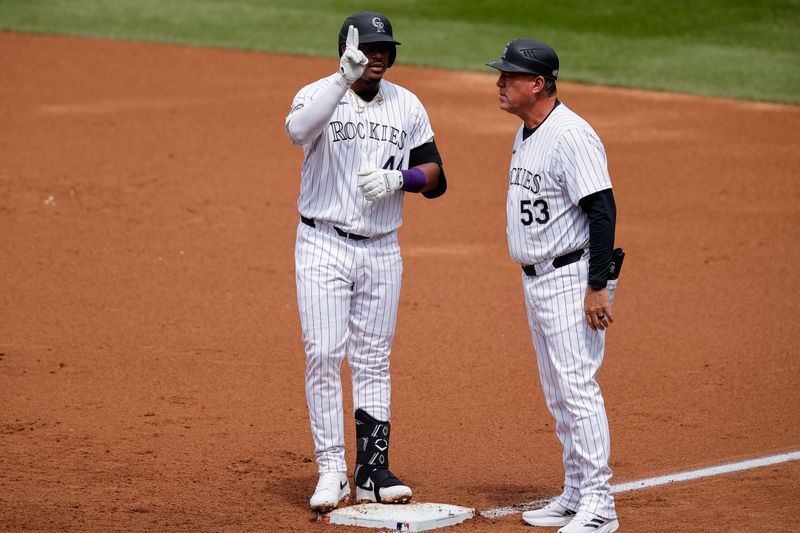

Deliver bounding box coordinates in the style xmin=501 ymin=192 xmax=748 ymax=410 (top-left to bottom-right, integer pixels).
xmin=285 ymin=74 xmax=350 ymax=146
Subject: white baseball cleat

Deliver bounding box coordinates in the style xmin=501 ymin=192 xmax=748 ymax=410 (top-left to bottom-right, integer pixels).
xmin=558 ymin=510 xmax=619 ymax=533
xmin=309 ymin=472 xmax=350 ymax=513
xmin=522 ymin=500 xmax=577 ymax=527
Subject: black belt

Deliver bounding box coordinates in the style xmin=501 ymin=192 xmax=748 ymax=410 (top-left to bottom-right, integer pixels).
xmin=301 ymin=215 xmax=369 ymax=241
xmin=522 ymin=249 xmax=585 ymax=276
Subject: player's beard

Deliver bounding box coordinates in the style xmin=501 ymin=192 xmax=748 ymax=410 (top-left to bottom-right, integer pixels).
xmin=353 ymin=67 xmax=385 ymax=93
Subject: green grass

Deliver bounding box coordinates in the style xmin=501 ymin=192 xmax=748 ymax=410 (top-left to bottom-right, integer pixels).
xmin=1 ymin=0 xmax=799 ymax=103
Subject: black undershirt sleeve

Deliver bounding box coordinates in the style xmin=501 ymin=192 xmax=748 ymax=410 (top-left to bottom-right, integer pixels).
xmin=409 ymin=140 xmax=447 ymax=199
xmin=579 ymin=188 xmax=616 ymax=288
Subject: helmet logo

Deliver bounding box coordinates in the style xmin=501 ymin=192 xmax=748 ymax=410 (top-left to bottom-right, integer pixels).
xmin=372 ymin=17 xmax=386 ymax=32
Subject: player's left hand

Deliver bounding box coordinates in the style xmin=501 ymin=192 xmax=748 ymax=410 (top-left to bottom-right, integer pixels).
xmin=357 ymin=168 xmax=404 ymax=201
xmin=584 ymin=287 xmax=613 ymax=331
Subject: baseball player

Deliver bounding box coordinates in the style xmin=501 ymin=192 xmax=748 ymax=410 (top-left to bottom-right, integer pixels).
xmin=284 ymin=12 xmax=447 ymax=513
xmin=487 ymin=40 xmax=623 ymax=533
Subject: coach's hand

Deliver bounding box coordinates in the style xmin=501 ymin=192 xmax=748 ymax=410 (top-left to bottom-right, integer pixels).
xmin=339 ymin=25 xmax=368 ymax=85
xmin=357 ymin=168 xmax=404 ymax=201
xmin=585 ymin=287 xmax=613 ymax=331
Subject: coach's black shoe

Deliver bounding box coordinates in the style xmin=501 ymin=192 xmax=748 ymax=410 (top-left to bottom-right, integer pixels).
xmin=353 ymin=408 xmax=413 ymax=504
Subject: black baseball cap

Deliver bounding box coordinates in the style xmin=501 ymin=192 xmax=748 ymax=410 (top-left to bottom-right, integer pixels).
xmin=486 ymin=39 xmax=559 ymax=80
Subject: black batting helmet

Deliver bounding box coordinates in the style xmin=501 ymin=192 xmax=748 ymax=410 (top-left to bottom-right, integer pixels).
xmin=338 ymin=11 xmax=401 ymax=67
xmin=486 ymin=39 xmax=560 ymax=80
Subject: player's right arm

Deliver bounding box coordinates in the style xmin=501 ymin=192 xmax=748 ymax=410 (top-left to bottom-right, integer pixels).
xmin=285 ymin=25 xmax=367 ymax=145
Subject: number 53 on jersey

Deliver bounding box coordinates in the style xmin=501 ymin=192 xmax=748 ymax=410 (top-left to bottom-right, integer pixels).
xmin=520 ymin=198 xmax=550 ymax=225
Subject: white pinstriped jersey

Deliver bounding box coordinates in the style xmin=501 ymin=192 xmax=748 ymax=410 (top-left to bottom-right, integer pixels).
xmin=286 ymin=75 xmax=434 ymax=237
xmin=506 ymin=103 xmax=612 ymax=265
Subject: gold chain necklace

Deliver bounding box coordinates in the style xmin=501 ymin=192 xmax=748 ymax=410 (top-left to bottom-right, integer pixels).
xmin=349 ymin=89 xmax=384 ymax=114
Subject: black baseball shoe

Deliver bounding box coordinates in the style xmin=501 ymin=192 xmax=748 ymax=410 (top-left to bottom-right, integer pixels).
xmin=353 ymin=408 xmax=412 ymax=504
xmin=354 ymin=464 xmax=412 ymax=504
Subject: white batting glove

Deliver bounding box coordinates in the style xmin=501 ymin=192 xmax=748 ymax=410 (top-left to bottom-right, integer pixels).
xmin=357 ymin=168 xmax=404 ymax=201
xmin=339 ymin=25 xmax=368 ymax=85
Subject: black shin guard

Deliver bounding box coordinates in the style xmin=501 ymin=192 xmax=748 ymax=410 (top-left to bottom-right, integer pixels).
xmin=354 ymin=408 xmax=404 ymax=501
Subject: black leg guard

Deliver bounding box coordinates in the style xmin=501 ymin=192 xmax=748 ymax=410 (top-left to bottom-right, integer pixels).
xmin=354 ymin=408 xmax=408 ymax=503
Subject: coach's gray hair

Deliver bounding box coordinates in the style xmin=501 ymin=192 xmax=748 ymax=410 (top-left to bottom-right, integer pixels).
xmin=544 ymin=78 xmax=557 ymax=97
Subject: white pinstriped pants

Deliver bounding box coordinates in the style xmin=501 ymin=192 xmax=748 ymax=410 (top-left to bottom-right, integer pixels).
xmin=295 ymin=221 xmax=402 ymax=473
xmin=522 ymin=257 xmax=618 ymax=519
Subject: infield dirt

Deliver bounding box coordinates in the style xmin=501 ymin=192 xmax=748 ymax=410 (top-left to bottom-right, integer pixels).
xmin=2 ymin=32 xmax=799 ymax=532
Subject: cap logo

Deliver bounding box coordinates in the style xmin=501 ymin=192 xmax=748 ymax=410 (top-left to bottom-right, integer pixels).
xmin=502 ymin=46 xmax=508 ymax=59
xmin=553 ymin=69 xmax=559 ymax=77
xmin=372 ymin=17 xmax=385 ymax=32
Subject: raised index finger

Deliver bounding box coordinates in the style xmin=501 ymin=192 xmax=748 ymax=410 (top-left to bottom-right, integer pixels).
xmin=346 ymin=25 xmax=358 ymax=49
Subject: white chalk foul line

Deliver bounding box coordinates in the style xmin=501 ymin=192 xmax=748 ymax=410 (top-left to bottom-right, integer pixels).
xmin=480 ymin=450 xmax=800 ymax=519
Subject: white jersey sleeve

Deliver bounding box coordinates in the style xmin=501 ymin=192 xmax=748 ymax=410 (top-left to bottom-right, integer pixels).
xmin=405 ymin=98 xmax=435 ymax=153
xmin=553 ymin=127 xmax=612 ymax=204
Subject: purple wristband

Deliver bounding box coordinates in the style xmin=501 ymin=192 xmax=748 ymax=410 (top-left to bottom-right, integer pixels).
xmin=400 ymin=167 xmax=427 ymax=193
